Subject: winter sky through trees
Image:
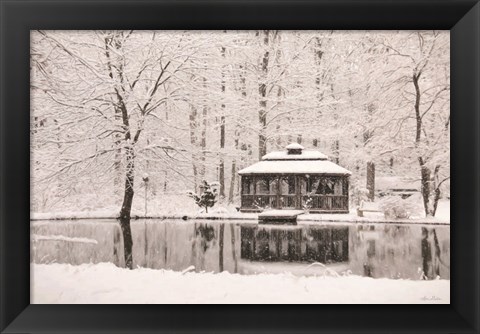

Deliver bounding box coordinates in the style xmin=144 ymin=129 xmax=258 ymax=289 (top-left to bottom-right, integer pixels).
xmin=31 ymin=30 xmax=450 ymax=216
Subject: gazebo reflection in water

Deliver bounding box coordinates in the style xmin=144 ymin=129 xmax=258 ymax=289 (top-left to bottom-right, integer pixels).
xmin=240 ymin=225 xmax=349 ymax=264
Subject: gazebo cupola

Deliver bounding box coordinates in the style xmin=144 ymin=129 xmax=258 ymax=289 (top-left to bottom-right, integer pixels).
xmin=285 ymin=142 xmax=304 ymax=155
xmin=238 ymin=143 xmax=352 ymax=213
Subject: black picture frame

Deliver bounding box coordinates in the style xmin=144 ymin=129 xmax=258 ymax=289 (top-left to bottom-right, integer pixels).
xmin=1 ymin=0 xmax=479 ymax=333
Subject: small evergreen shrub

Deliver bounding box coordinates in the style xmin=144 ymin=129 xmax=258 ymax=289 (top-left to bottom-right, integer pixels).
xmin=187 ymin=180 xmax=218 ymax=213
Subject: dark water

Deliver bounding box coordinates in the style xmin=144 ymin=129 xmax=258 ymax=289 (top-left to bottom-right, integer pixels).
xmin=31 ymin=220 xmax=450 ymax=280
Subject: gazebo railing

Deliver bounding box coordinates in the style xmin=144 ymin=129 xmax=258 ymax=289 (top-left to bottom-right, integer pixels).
xmin=241 ymin=194 xmax=348 ymax=211
xmin=241 ymin=194 xmax=278 ymax=209
xmin=302 ymin=195 xmax=348 ymax=211
xmin=279 ymin=195 xmax=297 ymax=208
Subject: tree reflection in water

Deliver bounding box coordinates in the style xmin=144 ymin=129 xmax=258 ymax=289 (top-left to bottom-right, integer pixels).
xmin=421 ymin=227 xmax=450 ymax=279
xmin=31 ymin=220 xmax=450 ymax=280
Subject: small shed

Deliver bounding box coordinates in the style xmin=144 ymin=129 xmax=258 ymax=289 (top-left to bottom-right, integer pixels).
xmin=238 ymin=143 xmax=352 ymax=213
xmin=376 ymin=176 xmax=421 ymax=199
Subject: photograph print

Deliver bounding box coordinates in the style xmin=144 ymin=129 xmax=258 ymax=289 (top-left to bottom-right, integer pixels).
xmin=30 ymin=30 xmax=450 ymax=304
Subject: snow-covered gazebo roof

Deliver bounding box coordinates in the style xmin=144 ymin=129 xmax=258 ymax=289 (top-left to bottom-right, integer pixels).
xmin=238 ymin=144 xmax=352 ymax=176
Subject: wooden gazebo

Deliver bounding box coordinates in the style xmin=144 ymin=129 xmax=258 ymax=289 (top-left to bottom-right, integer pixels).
xmin=238 ymin=143 xmax=351 ymax=213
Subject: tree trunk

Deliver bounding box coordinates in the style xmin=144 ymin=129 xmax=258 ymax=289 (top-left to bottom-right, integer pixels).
xmin=163 ymin=170 xmax=168 ymax=192
xmin=431 ymin=165 xmax=441 ymax=216
xmin=107 ymin=33 xmax=135 ymax=270
xmin=219 ymin=154 xmax=225 ymax=198
xmin=258 ymin=86 xmax=267 ymax=159
xmin=432 ymin=187 xmax=441 ymax=216
xmin=419 ymin=157 xmax=432 ymax=216
xmin=228 ymin=126 xmax=240 ymax=203
xmin=228 ymin=160 xmax=236 ymax=204
xmin=413 ymin=73 xmax=422 ymax=143
xmin=314 ymin=36 xmax=324 ymax=103
xmin=200 ymin=78 xmax=208 ymax=181
xmin=258 ymin=30 xmax=270 ymax=160
xmin=219 ymin=114 xmax=225 ymax=198
xmin=332 ymin=140 xmax=340 ymax=164
xmin=189 ymin=104 xmax=198 ymax=192
xmin=219 ymin=46 xmax=226 ymax=198
xmin=366 ymin=161 xmax=375 ymax=201
xmin=229 ymin=63 xmax=246 ymax=203
xmin=104 ymin=36 xmax=122 ymax=200
xmin=275 ymin=125 xmax=282 ymax=148
xmin=424 ymin=164 xmax=444 ymax=217
xmin=113 ymin=128 xmax=122 ymax=199
xmin=274 ymin=83 xmax=284 ymax=149
xmin=413 ymin=71 xmax=433 ymax=217
xmin=119 ymin=146 xmax=135 ymax=269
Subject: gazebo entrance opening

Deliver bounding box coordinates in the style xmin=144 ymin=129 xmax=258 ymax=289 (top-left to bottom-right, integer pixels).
xmin=241 ymin=175 xmax=349 ymax=212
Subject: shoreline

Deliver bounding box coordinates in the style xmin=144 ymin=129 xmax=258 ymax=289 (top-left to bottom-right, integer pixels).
xmin=30 ymin=211 xmax=450 ymax=225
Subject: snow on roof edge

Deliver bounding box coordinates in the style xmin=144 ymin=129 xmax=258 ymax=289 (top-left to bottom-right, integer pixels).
xmin=238 ymin=160 xmax=352 ymax=175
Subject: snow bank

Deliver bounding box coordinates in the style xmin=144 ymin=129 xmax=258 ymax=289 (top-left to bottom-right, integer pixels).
xmin=30 ymin=199 xmax=450 ymax=225
xmin=297 ymin=213 xmax=449 ymax=225
xmin=31 ymin=210 xmax=118 ymax=220
xmin=32 ymin=234 xmax=98 ymax=244
xmin=258 ymin=209 xmax=304 ymax=217
xmin=31 ymin=263 xmax=449 ymax=304
xmin=30 ymin=210 xmax=258 ymax=221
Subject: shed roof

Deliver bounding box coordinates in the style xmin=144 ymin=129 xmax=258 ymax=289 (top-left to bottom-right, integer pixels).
xmin=376 ymin=176 xmax=420 ymax=191
xmin=238 ymin=160 xmax=352 ymax=175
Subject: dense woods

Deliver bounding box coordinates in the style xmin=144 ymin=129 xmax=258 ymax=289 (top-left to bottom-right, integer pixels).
xmin=31 ymin=30 xmax=450 ymax=267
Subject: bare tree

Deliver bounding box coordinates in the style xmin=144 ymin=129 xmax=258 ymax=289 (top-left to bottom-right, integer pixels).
xmin=379 ymin=31 xmax=450 ymax=216
xmin=32 ymin=30 xmax=200 ymax=268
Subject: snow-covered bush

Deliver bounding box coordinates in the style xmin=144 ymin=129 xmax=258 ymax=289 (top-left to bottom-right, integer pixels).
xmin=303 ymin=194 xmax=313 ymax=214
xmin=379 ymin=195 xmax=423 ymax=219
xmin=351 ymin=181 xmax=370 ymax=206
xmin=187 ymin=180 xmax=217 ymax=213
xmin=402 ymin=192 xmax=426 ymax=218
xmin=212 ymin=206 xmax=229 ymax=214
xmin=380 ymin=197 xmax=410 ymax=219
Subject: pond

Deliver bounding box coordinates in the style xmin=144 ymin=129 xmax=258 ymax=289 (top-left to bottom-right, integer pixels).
xmin=31 ymin=219 xmax=450 ymax=280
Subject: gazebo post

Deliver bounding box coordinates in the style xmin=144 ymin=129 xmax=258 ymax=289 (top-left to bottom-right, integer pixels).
xmin=295 ymin=175 xmax=301 ymax=209
xmin=345 ymin=177 xmax=349 ymax=211
xmin=252 ymin=175 xmax=256 ymax=208
xmin=276 ymin=176 xmax=280 ymax=209
xmin=239 ymin=175 xmax=243 ymax=208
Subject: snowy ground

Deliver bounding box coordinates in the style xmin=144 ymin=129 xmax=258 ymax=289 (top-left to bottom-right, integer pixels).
xmin=31 ymin=263 xmax=449 ymax=304
xmin=30 ymin=199 xmax=450 ymax=225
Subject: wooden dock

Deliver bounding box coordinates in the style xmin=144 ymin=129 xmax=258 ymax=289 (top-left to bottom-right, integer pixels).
xmin=258 ymin=210 xmax=304 ymax=225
